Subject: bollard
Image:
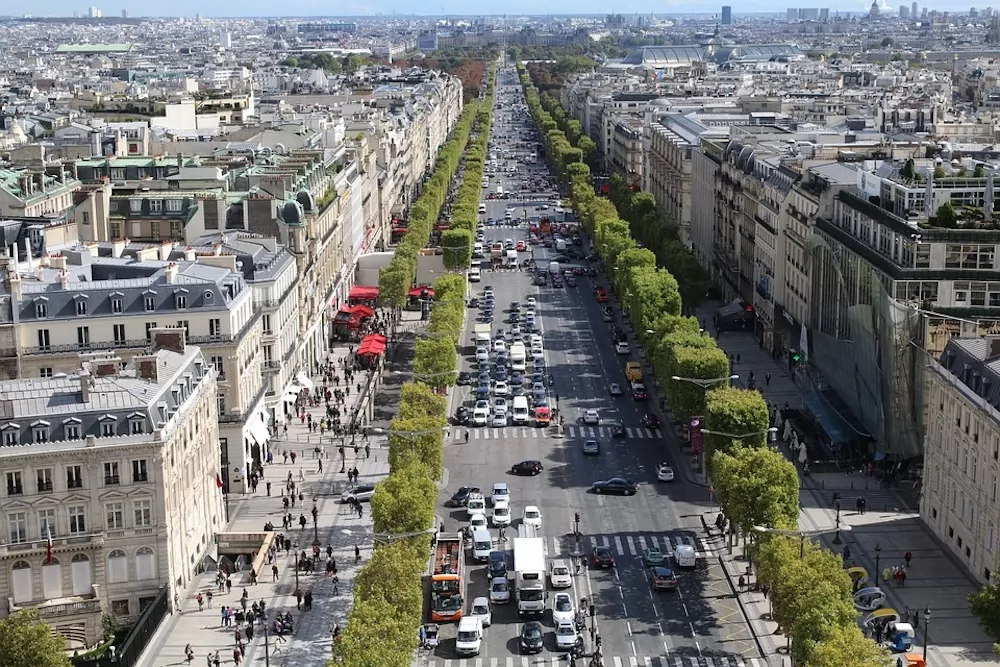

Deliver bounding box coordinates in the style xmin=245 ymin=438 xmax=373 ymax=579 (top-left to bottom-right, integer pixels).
xmin=820 ymin=479 xmax=825 ymax=489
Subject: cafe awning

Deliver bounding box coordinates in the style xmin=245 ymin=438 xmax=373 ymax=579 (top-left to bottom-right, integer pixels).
xmin=357 ymin=333 xmax=388 ymax=357
xmin=349 ymin=285 xmax=380 ymax=301
xmin=295 ymin=372 xmax=314 ymax=391
xmin=408 ymin=287 xmax=435 ymax=298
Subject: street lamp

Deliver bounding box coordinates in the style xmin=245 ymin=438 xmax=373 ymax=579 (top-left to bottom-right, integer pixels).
xmin=875 ymin=543 xmax=881 ymax=586
xmin=263 ymin=619 xmax=271 ymax=667
xmin=671 ymin=374 xmax=739 ymax=388
xmin=923 ymin=607 xmax=931 ymax=656
xmin=291 ymin=541 xmax=300 ymax=592
xmin=752 ymin=524 xmax=852 ymax=559
xmin=832 ymin=494 xmax=843 ymax=545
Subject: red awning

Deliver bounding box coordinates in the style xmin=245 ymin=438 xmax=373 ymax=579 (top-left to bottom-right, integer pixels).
xmin=408 ymin=287 xmax=435 ymax=298
xmin=349 ymin=285 xmax=380 ymax=301
xmin=357 ymin=333 xmax=388 ymax=357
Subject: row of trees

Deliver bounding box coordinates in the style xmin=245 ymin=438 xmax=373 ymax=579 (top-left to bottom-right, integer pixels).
xmin=331 ymin=67 xmax=497 ymax=667
xmin=516 ymin=60 xmax=887 ymax=667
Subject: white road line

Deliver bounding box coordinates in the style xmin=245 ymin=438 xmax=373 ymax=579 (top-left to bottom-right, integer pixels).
xmin=505 ymin=658 xmax=514 ymax=667
xmin=704 ymin=658 xmax=715 ymax=667
xmin=614 ymin=536 xmax=624 ymax=553
xmin=690 ymin=656 xmax=700 ymax=667
xmin=629 ymin=657 xmax=640 ymax=667
xmin=675 ymin=657 xmax=685 ymax=667
xmin=654 ymin=428 xmax=663 ymax=437
xmin=638 ymin=535 xmax=648 ymax=552
xmin=613 ymin=658 xmax=624 ymax=667
xmin=626 ymin=535 xmax=637 ymax=556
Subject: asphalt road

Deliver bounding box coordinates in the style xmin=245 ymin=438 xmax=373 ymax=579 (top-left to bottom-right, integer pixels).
xmin=416 ymin=65 xmax=761 ymax=667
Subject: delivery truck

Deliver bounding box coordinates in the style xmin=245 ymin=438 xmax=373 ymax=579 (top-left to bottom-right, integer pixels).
xmin=514 ymin=529 xmax=546 ymax=617
xmin=474 ymin=324 xmax=492 ymax=345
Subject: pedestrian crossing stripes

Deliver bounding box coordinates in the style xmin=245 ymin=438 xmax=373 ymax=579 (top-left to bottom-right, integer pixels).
xmin=417 ymin=655 xmax=764 ymax=667
xmin=496 ymin=532 xmax=715 ymax=561
xmin=458 ymin=426 xmax=663 ymax=440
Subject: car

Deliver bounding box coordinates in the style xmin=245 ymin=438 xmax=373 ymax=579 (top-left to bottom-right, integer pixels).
xmin=592 ymin=477 xmax=638 ymax=495
xmin=526 ymin=296 xmax=537 ymax=307
xmin=491 ymin=482 xmax=510 ymax=506
xmin=657 ymin=464 xmax=676 ymax=482
xmin=492 ymin=502 xmax=512 ymax=527
xmin=494 ymin=339 xmax=507 ymax=353
xmin=491 ymin=412 xmax=508 ymax=427
xmin=340 ymin=485 xmax=375 ymax=503
xmin=457 ymin=371 xmax=472 ymax=385
xmin=470 ymin=596 xmax=492 ymax=628
xmin=548 ymin=561 xmax=573 ymax=589
xmin=522 ymin=505 xmax=543 ymax=529
xmin=490 ymin=576 xmax=511 ymax=604
xmin=510 ymin=324 xmax=522 ymax=337
xmin=596 ymin=289 xmax=609 ymax=302
xmin=472 ymin=407 xmax=490 ymax=426
xmin=642 ymin=414 xmax=662 ymax=429
xmin=511 ymin=460 xmax=544 ymax=475
xmin=468 ymin=513 xmax=488 ymax=534
xmin=492 ymin=397 xmax=508 ymax=412
xmin=475 ymin=386 xmax=490 ymax=401
xmin=610 ymin=422 xmax=626 ymax=438
xmin=446 ymin=486 xmax=482 ymax=508
xmin=510 ymin=301 xmax=521 ymax=311
xmin=602 ymin=310 xmax=614 ymax=323
xmin=582 ymin=439 xmax=601 ymax=456
xmin=507 ymin=313 xmax=520 ymax=323
xmin=555 ymin=621 xmax=579 ymax=650
xmin=592 ymin=545 xmax=616 ymax=568
xmin=643 ymin=547 xmax=666 ymax=566
xmin=454 ymin=406 xmax=470 ymax=425
xmin=476 ymin=350 xmax=490 ymax=365
xmin=650 ymin=566 xmax=679 ymax=590
xmin=583 ymin=409 xmax=600 ymax=425
xmin=494 ymin=381 xmax=510 ymax=396
xmin=615 ymin=341 xmax=631 ymax=354
xmin=631 ymin=383 xmax=648 ymax=400
xmin=488 ymin=551 xmax=508 ymax=580
xmin=609 ymin=383 xmax=623 ymax=396
xmin=566 ymin=275 xmax=577 ymax=287
xmin=520 ymin=621 xmax=544 ymax=654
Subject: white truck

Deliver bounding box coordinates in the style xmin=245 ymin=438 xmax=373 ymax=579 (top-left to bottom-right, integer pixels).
xmin=510 ymin=342 xmax=526 ymax=372
xmin=474 ymin=324 xmax=492 ymax=345
xmin=513 ymin=534 xmax=546 ymax=617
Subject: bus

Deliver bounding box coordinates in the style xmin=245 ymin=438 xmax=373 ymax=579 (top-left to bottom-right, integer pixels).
xmin=430 ymin=533 xmax=465 ymax=622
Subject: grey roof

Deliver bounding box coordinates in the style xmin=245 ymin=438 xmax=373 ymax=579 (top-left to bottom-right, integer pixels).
xmin=621 ymin=44 xmax=803 ymax=67
xmin=939 ymin=337 xmax=1000 ymax=412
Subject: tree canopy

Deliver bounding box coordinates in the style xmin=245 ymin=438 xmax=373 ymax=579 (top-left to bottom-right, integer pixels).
xmin=0 ymin=611 xmax=72 ymax=667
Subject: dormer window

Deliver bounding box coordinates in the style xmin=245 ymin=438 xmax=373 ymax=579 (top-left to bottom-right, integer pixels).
xmin=128 ymin=413 xmax=146 ymax=435
xmin=175 ymin=289 xmax=188 ymax=310
xmin=99 ymin=415 xmax=117 ymax=437
xmin=74 ymin=295 xmax=89 ymax=316
xmin=157 ymin=404 xmax=167 ymax=424
xmin=149 ymin=199 xmax=163 ymax=213
xmin=2 ymin=423 xmax=19 ymax=446
xmin=35 ymin=301 xmax=47 ymax=318
xmin=204 ymin=291 xmax=214 ymax=302
xmin=63 ymin=417 xmax=82 ymax=441
xmin=31 ymin=420 xmax=50 ymax=443
xmin=144 ymin=296 xmax=155 ymax=311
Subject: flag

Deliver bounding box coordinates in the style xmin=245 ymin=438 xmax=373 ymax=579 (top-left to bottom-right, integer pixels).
xmin=45 ymin=524 xmax=53 ymax=564
xmin=215 ymin=473 xmax=224 ymax=489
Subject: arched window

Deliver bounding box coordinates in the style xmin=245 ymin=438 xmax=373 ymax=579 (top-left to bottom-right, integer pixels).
xmin=107 ymin=549 xmax=127 ymax=584
xmin=41 ymin=557 xmax=62 ymax=599
xmin=135 ymin=546 xmax=156 ymax=581
xmin=71 ymin=554 xmax=92 ymax=595
xmin=10 ymin=561 xmax=31 ymax=603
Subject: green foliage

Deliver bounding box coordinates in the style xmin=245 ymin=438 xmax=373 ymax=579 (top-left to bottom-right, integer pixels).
xmin=353 ymin=540 xmax=425 ymax=627
xmin=0 ymin=611 xmax=72 ymax=667
xmin=970 ymin=581 xmax=1000 ymax=640
xmin=936 ymin=200 xmax=958 ymax=227
xmin=333 ymin=595 xmax=417 ymax=667
xmin=704 ymin=387 xmax=771 ymax=456
xmin=664 ymin=344 xmax=731 ymax=420
xmin=413 ymin=337 xmax=458 ymax=386
xmin=378 ymin=264 xmax=412 ymax=310
xmin=900 ymin=158 xmax=917 ymax=180
xmin=806 ymin=625 xmax=890 ymax=667
xmin=975 ymin=164 xmax=986 ymax=178
xmin=933 ymin=166 xmax=947 ymax=179
xmin=711 ymin=444 xmax=799 ymax=535
xmin=399 ymin=382 xmax=447 ymax=421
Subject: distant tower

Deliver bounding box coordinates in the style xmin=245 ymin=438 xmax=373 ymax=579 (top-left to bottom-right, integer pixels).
xmin=987 ymin=15 xmax=1000 ymax=43
xmin=912 ymin=1 xmax=918 ymax=17
xmin=721 ymin=5 xmax=732 ymax=24
xmin=869 ymin=0 xmax=881 ymax=19
xmin=121 ymin=8 xmax=128 ymax=18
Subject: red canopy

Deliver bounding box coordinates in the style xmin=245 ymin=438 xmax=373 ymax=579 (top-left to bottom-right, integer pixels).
xmin=357 ymin=333 xmax=388 ymax=357
xmin=349 ymin=285 xmax=379 ymax=301
xmin=408 ymin=287 xmax=435 ymax=298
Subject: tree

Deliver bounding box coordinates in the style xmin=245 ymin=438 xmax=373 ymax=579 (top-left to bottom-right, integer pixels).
xmin=933 ymin=166 xmax=947 ymax=180
xmin=354 ymin=540 xmax=425 ymax=625
xmin=712 ymin=444 xmax=799 ymax=535
xmin=386 ymin=416 xmax=446 ymax=478
xmin=0 ymin=611 xmax=71 ymax=667
xmin=399 ymin=383 xmax=447 ymax=421
xmin=413 ymin=337 xmax=458 ymax=387
xmin=806 ymin=625 xmax=890 ymax=667
xmin=975 ymin=163 xmax=986 ymax=178
xmin=900 ymin=158 xmax=917 ymax=180
xmin=334 ymin=596 xmax=415 ymax=667
xmin=936 ymin=201 xmax=958 ymax=227
xmin=372 ymin=451 xmax=438 ymax=533
xmin=971 ymin=581 xmax=1000 ymax=640
xmin=442 ymin=228 xmax=473 ymax=270
xmin=704 ymin=387 xmax=771 ymax=457
xmin=378 ymin=264 xmax=411 ymax=310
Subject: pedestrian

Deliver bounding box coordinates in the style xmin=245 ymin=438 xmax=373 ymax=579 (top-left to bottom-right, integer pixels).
xmin=232 ymin=647 xmax=242 ymax=666
xmin=765 ymin=373 xmax=771 ymax=386
xmin=290 ymin=451 xmax=297 ymax=464
xmin=196 ymin=592 xmax=204 ymax=611
xmin=266 ymin=481 xmax=271 ymax=496
xmin=465 ymin=431 xmax=470 ymax=443
xmin=861 ymin=497 xmax=867 ymax=514
xmin=299 ymin=514 xmax=307 ymax=529
xmin=855 ymin=497 xmax=863 ymax=514
xmin=234 ymin=627 xmax=242 ymax=646
xmin=357 ymin=503 xmax=364 ymax=519
xmin=272 ymin=564 xmax=279 ymax=581
xmin=365 ymin=443 xmax=370 ymax=459
xmin=212 ymin=652 xmax=220 ymax=667
xmin=904 ymin=551 xmax=912 ymax=567
xmin=295 ymin=589 xmax=303 ymax=610
xmin=355 ymin=545 xmax=361 ymax=562
xmin=246 ymin=624 xmax=254 ymax=642
xmin=318 ymin=459 xmax=324 ymax=473
xmin=736 ymin=354 xmax=741 ymax=363
xmin=206 ymin=590 xmax=213 ymax=608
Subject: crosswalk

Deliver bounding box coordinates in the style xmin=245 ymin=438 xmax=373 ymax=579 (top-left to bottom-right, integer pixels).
xmin=458 ymin=426 xmax=663 ymax=440
xmin=495 ymin=532 xmax=716 ymax=561
xmin=419 ymin=655 xmax=765 ymax=667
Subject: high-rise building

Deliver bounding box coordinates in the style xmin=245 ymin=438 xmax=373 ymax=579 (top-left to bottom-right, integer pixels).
xmin=88 ymin=5 xmax=101 ymax=17
xmin=900 ymin=5 xmax=910 ymax=18
xmin=912 ymin=1 xmax=918 ymax=16
xmin=787 ymin=7 xmax=799 ymax=20
xmin=721 ymin=5 xmax=732 ymax=23
xmin=121 ymin=8 xmax=127 ymax=17
xmin=820 ymin=7 xmax=830 ymax=20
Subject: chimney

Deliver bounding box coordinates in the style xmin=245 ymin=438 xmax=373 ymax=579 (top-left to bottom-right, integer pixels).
xmin=159 ymin=240 xmax=173 ymax=261
xmin=165 ymin=262 xmax=178 ymax=284
xmin=49 ymin=254 xmax=67 ymax=270
xmin=135 ymin=355 xmax=160 ymax=383
xmin=177 ymin=152 xmax=183 ymax=170
xmin=79 ymin=368 xmax=92 ymax=402
xmin=212 ymin=242 xmax=223 ymax=256
xmin=85 ymin=434 xmax=97 ymax=448
xmin=93 ymin=358 xmax=120 ymax=377
xmin=8 ymin=271 xmax=21 ymax=302
xmin=987 ymin=171 xmax=995 ymax=222
xmin=111 ymin=238 xmax=127 ymax=257
xmin=58 ymin=269 xmax=69 ymax=289
xmin=39 ymin=253 xmax=50 ymax=267
xmin=34 ymin=172 xmax=45 ymax=193
xmin=150 ymin=327 xmax=185 ymax=354
xmin=925 ymin=167 xmax=934 ymax=215
xmin=184 ymin=246 xmax=196 ymax=261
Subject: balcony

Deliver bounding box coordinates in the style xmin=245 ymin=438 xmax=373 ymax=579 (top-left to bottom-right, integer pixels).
xmin=1 ymin=531 xmax=106 ymax=556
xmin=218 ymin=382 xmax=269 ymax=424
xmin=104 ymin=475 xmax=120 ymax=486
xmin=133 ymin=473 xmax=148 ymax=484
xmin=7 ymin=485 xmax=22 ymax=496
xmin=188 ymin=310 xmax=262 ymax=346
xmin=37 ymin=481 xmax=53 ymax=494
xmin=9 ymin=588 xmax=103 ymax=618
xmin=21 ymin=339 xmax=150 ymax=356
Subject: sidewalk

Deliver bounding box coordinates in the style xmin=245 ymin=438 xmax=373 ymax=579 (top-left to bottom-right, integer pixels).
xmin=136 ymin=338 xmax=399 ymax=667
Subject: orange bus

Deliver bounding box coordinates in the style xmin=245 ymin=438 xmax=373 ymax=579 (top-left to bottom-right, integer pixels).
xmin=430 ymin=533 xmax=465 ymax=622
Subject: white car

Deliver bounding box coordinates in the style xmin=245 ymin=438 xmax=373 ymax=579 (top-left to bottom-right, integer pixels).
xmin=473 ymin=407 xmax=490 ymax=426
xmin=494 ymin=381 xmax=510 ymax=396
xmin=530 ymin=343 xmax=544 ymax=355
xmin=491 ymin=412 xmax=508 ymax=427
xmin=468 ymin=513 xmax=488 ymax=533
xmin=583 ymin=409 xmax=600 ymax=425
xmin=525 ymin=308 xmax=536 ymax=319
xmin=491 ymin=482 xmax=510 ymax=506
xmin=657 ymin=463 xmax=675 ymax=482
xmin=526 ymin=296 xmax=537 ymax=307
xmin=609 ymin=383 xmax=623 ymax=396
xmin=490 ymin=576 xmax=511 ymax=604
xmin=340 ymin=484 xmax=376 ymax=503
xmin=615 ymin=341 xmax=631 ymax=355
xmin=548 ymin=561 xmax=573 ymax=589
xmin=530 ymin=334 xmax=543 ymax=346
xmin=493 ymin=398 xmax=508 ymax=413
xmin=492 ymin=502 xmax=512 ymax=527
xmin=470 ymin=596 xmax=492 ymax=628
xmin=551 ymin=592 xmax=575 ymax=623
xmin=494 ymin=339 xmax=506 ymax=353
xmin=522 ymin=505 xmax=543 ymax=529
xmin=476 ymin=348 xmax=490 ymax=364
xmin=511 ymin=324 xmax=522 ymax=337
xmin=555 ymin=621 xmax=579 ymax=650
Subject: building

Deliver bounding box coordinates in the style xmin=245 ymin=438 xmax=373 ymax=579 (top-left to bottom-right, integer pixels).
xmin=923 ymin=335 xmax=1000 ymax=583
xmin=721 ymin=5 xmax=732 ymax=24
xmin=0 ymin=329 xmax=222 ymax=647
xmin=0 ymin=166 xmax=82 ymax=218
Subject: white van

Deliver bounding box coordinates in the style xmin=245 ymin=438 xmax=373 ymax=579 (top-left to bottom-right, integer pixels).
xmin=472 ymin=528 xmax=493 ymax=562
xmin=511 ymin=396 xmax=530 ymax=425
xmin=482 ymin=178 xmax=489 ymax=188
xmin=467 ymin=492 xmax=487 ymax=519
xmin=674 ymin=544 xmax=697 ymax=568
xmin=468 ymin=267 xmax=481 ymax=282
xmin=455 ymin=616 xmax=484 ymax=656
xmin=478 ymin=203 xmax=487 ymax=214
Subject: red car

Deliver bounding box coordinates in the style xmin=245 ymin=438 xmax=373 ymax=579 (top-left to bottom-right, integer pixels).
xmin=516 ymin=241 xmax=526 ymax=251
xmin=595 ymin=289 xmax=608 ymax=303
xmin=592 ymin=546 xmax=616 ymax=568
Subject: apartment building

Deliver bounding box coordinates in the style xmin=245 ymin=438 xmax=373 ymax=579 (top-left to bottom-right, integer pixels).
xmin=0 ymin=244 xmax=266 ymax=493
xmin=0 ymin=165 xmax=82 ymax=218
xmin=923 ymin=335 xmax=1000 ymax=584
xmin=0 ymin=329 xmax=222 ymax=648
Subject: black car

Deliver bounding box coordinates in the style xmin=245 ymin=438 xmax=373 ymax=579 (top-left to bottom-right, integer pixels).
xmin=642 ymin=414 xmax=661 ymax=429
xmin=446 ymin=486 xmax=481 ymax=507
xmin=507 ymin=313 xmax=521 ymax=323
xmin=610 ymin=422 xmax=626 ymax=438
xmin=468 ymin=297 xmax=480 ymax=308
xmin=592 ymin=477 xmax=638 ymax=495
xmin=511 ymin=460 xmax=544 ymax=476
xmin=488 ymin=551 xmax=508 ymax=580
xmin=454 ymin=406 xmax=470 ymax=425
xmin=520 ymin=621 xmax=544 ymax=653
xmin=592 ymin=545 xmax=616 ymax=568
xmin=457 ymin=371 xmax=472 ymax=386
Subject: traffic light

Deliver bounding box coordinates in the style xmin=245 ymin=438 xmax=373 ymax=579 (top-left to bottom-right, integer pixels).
xmin=574 ymin=512 xmax=580 ymax=526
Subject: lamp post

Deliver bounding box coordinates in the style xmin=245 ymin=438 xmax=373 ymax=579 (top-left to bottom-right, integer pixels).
xmin=752 ymin=524 xmax=851 ymax=559
xmin=832 ymin=495 xmax=843 ymax=545
xmin=874 ymin=543 xmax=881 ymax=587
xmin=670 ymin=375 xmax=739 ymax=475
xmin=263 ymin=618 xmax=270 ymax=667
xmin=311 ymin=501 xmax=319 ymax=546
xmin=700 ymin=427 xmax=779 ymax=479
xmin=292 ymin=541 xmax=300 ymax=591
xmin=923 ymin=607 xmax=931 ymax=656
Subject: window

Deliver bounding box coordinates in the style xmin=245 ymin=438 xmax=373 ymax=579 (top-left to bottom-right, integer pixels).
xmin=68 ymin=506 xmax=86 ymax=535
xmin=75 ymin=300 xmax=87 ymax=316
xmin=35 ymin=302 xmax=47 ymax=318
xmin=132 ymin=459 xmax=148 ymax=483
xmin=111 ymin=168 xmax=126 ymax=181
xmin=7 ymin=512 xmax=26 ymax=543
xmin=6 ymin=471 xmax=22 ymax=496
xmin=32 ymin=424 xmax=49 ymax=443
xmin=36 ymin=329 xmax=50 ymax=350
xmin=262 ymin=314 xmax=272 ymax=335
xmin=145 ymin=322 xmax=157 ymax=339
xmin=113 ymin=324 xmax=126 ymax=344
xmin=39 ymin=508 xmax=55 ymax=538
xmin=170 ymin=220 xmax=182 ymax=237
xmin=77 ymin=326 xmax=90 ymax=347
xmin=176 ymin=295 xmax=187 ymax=310
xmin=111 ymin=599 xmax=130 ymax=616
xmin=149 ymin=199 xmax=163 ymax=213
xmin=209 ymin=318 xmax=222 ymax=337
xmin=66 ymin=465 xmax=82 ymax=489
xmin=129 ymin=199 xmax=141 ymax=213
xmin=2 ymin=428 xmax=15 ymax=446
xmin=166 ymin=199 xmax=183 ymax=212
xmin=105 ymin=502 xmax=124 ymax=530
xmin=36 ymin=468 xmax=52 ymax=493
xmin=104 ymin=462 xmax=120 ymax=485
xmin=210 ymin=356 xmax=223 ymax=373
xmin=144 ymin=296 xmax=155 ymax=312
xmin=109 ymin=222 xmax=121 ymax=239
xmin=217 ymin=395 xmax=226 ymax=416
xmin=133 ymin=499 xmax=152 ymax=527
xmin=111 ymin=297 xmax=123 ymax=314
xmin=81 ymin=211 xmax=90 ymax=225
xmin=129 ymin=417 xmax=145 ymax=435
xmin=177 ymin=321 xmax=189 ymax=335
xmin=107 ymin=550 xmax=127 ymax=584
xmin=39 ymin=368 xmax=52 ymax=379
